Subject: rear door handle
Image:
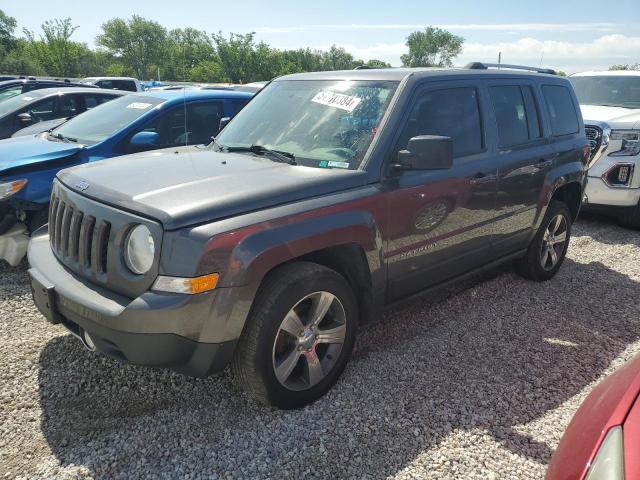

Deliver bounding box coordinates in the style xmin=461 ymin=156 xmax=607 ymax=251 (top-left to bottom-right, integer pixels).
xmin=469 ymin=173 xmax=498 ymax=185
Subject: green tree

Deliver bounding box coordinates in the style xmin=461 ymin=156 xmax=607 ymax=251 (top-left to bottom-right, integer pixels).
xmin=212 ymin=32 xmax=257 ymax=83
xmin=610 ymin=63 xmax=640 ymax=71
xmin=0 ymin=9 xmax=17 ymax=49
xmin=23 ymin=18 xmax=81 ymax=77
xmin=401 ymin=27 xmax=463 ymax=68
xmin=97 ymin=16 xmax=168 ymax=79
xmin=167 ymin=27 xmax=216 ymax=81
xmin=321 ymin=45 xmax=357 ymax=70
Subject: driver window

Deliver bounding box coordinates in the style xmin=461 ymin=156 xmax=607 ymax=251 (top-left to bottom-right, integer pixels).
xmin=126 ymin=102 xmax=224 ymax=153
xmin=397 ymin=87 xmax=483 ymax=158
xmin=21 ymin=98 xmax=56 ymax=123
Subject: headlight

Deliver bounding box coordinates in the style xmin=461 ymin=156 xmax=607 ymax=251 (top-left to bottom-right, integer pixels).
xmin=585 ymin=426 xmax=624 ymax=480
xmin=124 ymin=225 xmax=155 ymax=274
xmin=0 ymin=179 xmax=28 ymax=200
xmin=611 ymin=130 xmax=640 ymax=156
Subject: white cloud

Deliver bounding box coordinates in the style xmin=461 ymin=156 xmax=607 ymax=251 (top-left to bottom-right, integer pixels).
xmin=323 ymin=34 xmax=640 ymax=73
xmin=256 ymin=23 xmax=618 ymax=34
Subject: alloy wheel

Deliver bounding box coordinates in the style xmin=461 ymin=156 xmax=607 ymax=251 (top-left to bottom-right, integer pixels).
xmin=540 ymin=213 xmax=568 ymax=271
xmin=272 ymin=291 xmax=347 ymax=391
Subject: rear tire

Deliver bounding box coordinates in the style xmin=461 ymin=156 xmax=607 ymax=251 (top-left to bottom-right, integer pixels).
xmin=618 ymin=202 xmax=640 ymax=230
xmin=515 ymin=200 xmax=572 ymax=282
xmin=232 ymin=261 xmax=358 ymax=409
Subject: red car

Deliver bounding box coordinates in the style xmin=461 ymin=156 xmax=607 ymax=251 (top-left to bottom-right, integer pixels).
xmin=547 ymin=354 xmax=640 ymax=480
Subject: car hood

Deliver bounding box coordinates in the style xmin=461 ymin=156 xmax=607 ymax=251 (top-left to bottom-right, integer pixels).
xmin=11 ymin=118 xmax=68 ymax=138
xmin=58 ymin=146 xmax=370 ymax=230
xmin=0 ymin=134 xmax=83 ymax=174
xmin=580 ymin=104 xmax=640 ymax=129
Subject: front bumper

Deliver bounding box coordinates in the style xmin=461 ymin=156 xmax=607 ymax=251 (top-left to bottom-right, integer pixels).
xmin=584 ymin=154 xmax=640 ymax=208
xmin=27 ymin=231 xmax=237 ymax=377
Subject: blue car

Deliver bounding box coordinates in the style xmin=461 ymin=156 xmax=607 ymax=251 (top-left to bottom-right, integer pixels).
xmin=0 ymin=89 xmax=253 ymax=265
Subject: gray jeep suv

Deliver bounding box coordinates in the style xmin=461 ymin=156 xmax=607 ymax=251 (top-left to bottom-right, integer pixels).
xmin=28 ymin=65 xmax=588 ymax=408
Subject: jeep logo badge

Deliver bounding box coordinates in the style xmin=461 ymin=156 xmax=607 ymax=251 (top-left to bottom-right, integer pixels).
xmin=75 ymin=181 xmax=90 ymax=191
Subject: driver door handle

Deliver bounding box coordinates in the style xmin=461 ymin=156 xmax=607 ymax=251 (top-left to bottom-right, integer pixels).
xmin=469 ymin=173 xmax=497 ymax=185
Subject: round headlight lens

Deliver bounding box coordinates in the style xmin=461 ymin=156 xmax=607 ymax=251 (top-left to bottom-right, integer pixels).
xmin=124 ymin=225 xmax=155 ymax=274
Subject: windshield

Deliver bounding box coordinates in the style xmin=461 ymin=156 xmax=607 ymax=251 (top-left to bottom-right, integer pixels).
xmin=0 ymin=91 xmax=41 ymax=116
xmin=216 ymin=79 xmax=399 ymax=169
xmin=569 ymin=76 xmax=640 ymax=108
xmin=52 ymin=94 xmax=164 ymax=144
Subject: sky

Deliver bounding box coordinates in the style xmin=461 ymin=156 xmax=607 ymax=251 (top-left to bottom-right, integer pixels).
xmin=5 ymin=0 xmax=640 ymax=73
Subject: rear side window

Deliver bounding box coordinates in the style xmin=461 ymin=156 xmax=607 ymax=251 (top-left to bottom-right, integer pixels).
xmin=398 ymin=87 xmax=483 ymax=158
xmin=542 ymin=85 xmax=579 ymax=136
xmin=489 ymin=85 xmax=542 ymax=148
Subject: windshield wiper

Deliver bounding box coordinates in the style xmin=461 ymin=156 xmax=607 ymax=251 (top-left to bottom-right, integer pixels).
xmin=50 ymin=132 xmax=77 ymax=143
xmin=223 ymin=144 xmax=297 ymax=165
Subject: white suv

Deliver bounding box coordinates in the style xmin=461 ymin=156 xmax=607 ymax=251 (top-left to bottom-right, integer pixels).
xmin=569 ymin=71 xmax=640 ymax=228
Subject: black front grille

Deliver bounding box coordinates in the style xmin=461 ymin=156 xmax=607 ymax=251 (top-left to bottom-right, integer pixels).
xmin=585 ymin=125 xmax=602 ymax=160
xmin=49 ymin=192 xmax=111 ymax=276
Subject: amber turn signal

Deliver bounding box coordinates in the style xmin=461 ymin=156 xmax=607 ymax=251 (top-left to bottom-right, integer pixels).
xmin=152 ymin=273 xmax=219 ymax=294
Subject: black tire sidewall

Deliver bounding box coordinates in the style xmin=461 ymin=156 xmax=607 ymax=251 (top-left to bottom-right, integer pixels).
xmin=525 ymin=201 xmax=572 ymax=281
xmin=251 ymin=265 xmax=358 ymax=409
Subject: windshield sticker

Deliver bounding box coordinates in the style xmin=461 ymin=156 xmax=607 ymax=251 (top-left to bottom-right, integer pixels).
xmin=311 ymin=91 xmax=362 ymax=112
xmin=328 ymin=161 xmax=350 ymax=169
xmin=126 ymin=102 xmax=153 ymax=110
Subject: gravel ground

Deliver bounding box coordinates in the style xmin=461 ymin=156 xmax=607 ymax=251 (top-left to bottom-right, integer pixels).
xmin=1 ymin=214 xmax=639 ymax=480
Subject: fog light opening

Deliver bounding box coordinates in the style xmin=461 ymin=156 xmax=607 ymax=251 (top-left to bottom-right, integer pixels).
xmin=82 ymin=330 xmax=96 ymax=351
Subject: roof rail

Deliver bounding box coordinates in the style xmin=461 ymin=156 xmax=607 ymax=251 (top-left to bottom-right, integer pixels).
xmin=465 ymin=62 xmax=556 ymax=75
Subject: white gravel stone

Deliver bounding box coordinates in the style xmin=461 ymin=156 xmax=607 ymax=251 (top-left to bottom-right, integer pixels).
xmin=0 ymin=213 xmax=639 ymax=479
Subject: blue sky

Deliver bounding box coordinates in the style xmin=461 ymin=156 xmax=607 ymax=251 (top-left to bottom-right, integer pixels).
xmin=6 ymin=0 xmax=640 ymax=72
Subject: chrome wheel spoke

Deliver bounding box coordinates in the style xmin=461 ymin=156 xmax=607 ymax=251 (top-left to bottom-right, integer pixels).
xmin=280 ymin=310 xmax=304 ymax=337
xmin=549 ymin=247 xmax=559 ymax=266
xmin=541 ymin=249 xmax=550 ymax=267
xmin=274 ymin=349 xmax=301 ymax=384
xmin=551 ymin=231 xmax=566 ymax=245
xmin=304 ymin=349 xmax=324 ymax=387
xmin=310 ymin=292 xmax=335 ymax=327
xmin=316 ymin=324 xmax=346 ymax=344
xmin=552 ymin=215 xmax=563 ymax=234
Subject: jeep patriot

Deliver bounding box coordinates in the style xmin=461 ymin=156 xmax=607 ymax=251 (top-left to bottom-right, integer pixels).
xmin=28 ymin=64 xmax=588 ymax=408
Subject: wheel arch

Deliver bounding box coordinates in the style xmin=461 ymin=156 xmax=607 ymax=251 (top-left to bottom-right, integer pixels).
xmin=551 ymin=181 xmax=583 ymax=221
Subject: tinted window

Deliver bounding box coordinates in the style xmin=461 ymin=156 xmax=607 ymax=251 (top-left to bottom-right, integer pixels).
xmin=398 ymin=87 xmax=483 ymax=157
xmin=521 ymin=86 xmax=541 ymax=139
xmin=59 ymin=95 xmax=79 ymax=116
xmin=25 ymin=98 xmax=57 ymax=122
xmin=542 ymin=85 xmax=579 ymax=136
xmin=127 ymin=101 xmax=225 ymax=152
xmin=0 ymin=86 xmax=23 ymax=102
xmin=489 ymin=85 xmax=542 ymax=148
xmin=97 ymin=80 xmax=137 ymax=92
xmin=490 ymin=86 xmax=529 ymax=148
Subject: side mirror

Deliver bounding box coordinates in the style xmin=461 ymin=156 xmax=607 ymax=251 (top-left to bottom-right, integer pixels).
xmin=219 ymin=116 xmax=231 ymax=132
xmin=129 ymin=131 xmax=160 ymax=152
xmin=395 ymin=135 xmax=453 ymax=171
xmin=17 ymin=113 xmax=32 ymax=126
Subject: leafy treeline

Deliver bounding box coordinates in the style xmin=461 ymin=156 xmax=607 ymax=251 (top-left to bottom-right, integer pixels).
xmin=0 ymin=11 xmax=393 ymax=82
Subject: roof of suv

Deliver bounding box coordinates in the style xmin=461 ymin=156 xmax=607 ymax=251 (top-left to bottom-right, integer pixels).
xmin=277 ymin=67 xmax=563 ymax=82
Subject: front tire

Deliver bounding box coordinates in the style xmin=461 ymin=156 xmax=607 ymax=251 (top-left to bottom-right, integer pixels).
xmin=515 ymin=200 xmax=572 ymax=281
xmin=232 ymin=262 xmax=358 ymax=409
xmin=618 ymin=201 xmax=640 ymax=230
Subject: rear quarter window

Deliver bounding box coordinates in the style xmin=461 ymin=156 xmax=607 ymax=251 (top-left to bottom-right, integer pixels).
xmin=542 ymin=85 xmax=579 ymax=136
